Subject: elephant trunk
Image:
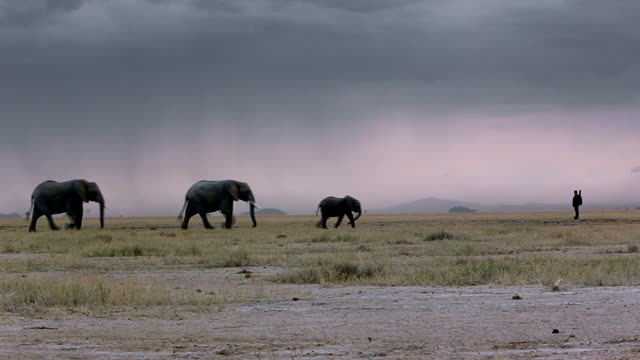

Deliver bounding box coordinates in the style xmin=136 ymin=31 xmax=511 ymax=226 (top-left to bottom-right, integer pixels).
xmin=249 ymin=202 xmax=257 ymax=228
xmin=246 ymin=192 xmax=257 ymax=227
xmin=353 ymin=209 xmax=362 ymax=222
xmin=96 ymin=192 xmax=105 ymax=229
xmin=99 ymin=202 xmax=105 ymax=229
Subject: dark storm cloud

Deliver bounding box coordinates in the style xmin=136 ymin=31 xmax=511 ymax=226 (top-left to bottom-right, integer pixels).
xmin=2 ymin=0 xmax=640 ymax=110
xmin=1 ymin=0 xmax=640 ymax=214
xmin=0 ymin=0 xmax=84 ymax=26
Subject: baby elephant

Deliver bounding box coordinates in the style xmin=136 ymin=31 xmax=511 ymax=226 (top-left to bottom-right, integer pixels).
xmin=315 ymin=195 xmax=362 ymax=229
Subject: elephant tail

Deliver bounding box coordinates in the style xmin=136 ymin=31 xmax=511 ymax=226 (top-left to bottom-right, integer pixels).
xmin=25 ymin=197 xmax=34 ymax=222
xmin=316 ymin=206 xmax=320 ymax=216
xmin=177 ymin=200 xmax=189 ymax=222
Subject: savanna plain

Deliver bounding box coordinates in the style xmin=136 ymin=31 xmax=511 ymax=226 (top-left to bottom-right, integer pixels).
xmin=1 ymin=212 xmax=640 ymax=359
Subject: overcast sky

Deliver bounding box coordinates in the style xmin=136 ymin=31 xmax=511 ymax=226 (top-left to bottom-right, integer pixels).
xmin=1 ymin=0 xmax=639 ymax=215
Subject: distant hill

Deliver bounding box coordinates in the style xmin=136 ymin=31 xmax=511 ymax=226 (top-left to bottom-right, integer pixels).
xmin=378 ymin=197 xmax=476 ymax=213
xmin=376 ymin=196 xmax=640 ymax=214
xmin=241 ymin=208 xmax=287 ymax=216
xmin=449 ymin=206 xmax=477 ymax=213
xmin=0 ymin=213 xmax=21 ymax=219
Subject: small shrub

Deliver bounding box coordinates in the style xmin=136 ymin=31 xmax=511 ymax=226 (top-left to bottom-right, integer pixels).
xmin=95 ymin=234 xmax=113 ymax=243
xmin=628 ymin=245 xmax=638 ymax=253
xmin=388 ymin=239 xmax=414 ymax=245
xmin=83 ymin=244 xmax=146 ymax=257
xmin=221 ymin=248 xmax=251 ymax=267
xmin=200 ymin=248 xmax=252 ymax=268
xmin=455 ymin=244 xmax=477 ymax=256
xmin=274 ymin=268 xmax=320 ymax=284
xmin=325 ymin=260 xmax=382 ymax=281
xmin=356 ymin=245 xmax=372 ymax=252
xmin=2 ymin=244 xmax=18 ymax=254
xmin=424 ymin=231 xmax=468 ymax=241
xmin=310 ymin=234 xmax=332 ymax=243
xmin=272 ymin=256 xmax=385 ymax=284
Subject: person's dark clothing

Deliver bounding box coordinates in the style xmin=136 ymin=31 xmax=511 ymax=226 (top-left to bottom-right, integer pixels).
xmin=572 ymin=191 xmax=582 ymax=220
xmin=572 ymin=193 xmax=582 ymax=208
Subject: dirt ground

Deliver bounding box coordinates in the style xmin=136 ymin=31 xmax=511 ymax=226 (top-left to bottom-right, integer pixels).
xmin=2 ymin=267 xmax=640 ymax=359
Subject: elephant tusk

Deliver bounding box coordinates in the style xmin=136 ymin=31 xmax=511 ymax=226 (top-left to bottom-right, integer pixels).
xmin=103 ymin=205 xmax=124 ymax=217
xmin=250 ymin=202 xmax=262 ymax=210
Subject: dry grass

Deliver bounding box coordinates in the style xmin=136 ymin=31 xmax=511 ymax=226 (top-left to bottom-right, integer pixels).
xmin=1 ymin=211 xmax=640 ymax=311
xmin=424 ymin=230 xmax=469 ymax=241
xmin=0 ymin=274 xmax=268 ymax=313
xmin=273 ymin=253 xmax=386 ymax=284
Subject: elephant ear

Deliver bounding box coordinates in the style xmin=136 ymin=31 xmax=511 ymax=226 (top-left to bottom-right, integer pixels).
xmin=74 ymin=180 xmax=89 ymax=203
xmin=352 ymin=198 xmax=360 ymax=210
xmin=227 ymin=181 xmax=240 ymax=201
xmin=344 ymin=196 xmax=354 ymax=210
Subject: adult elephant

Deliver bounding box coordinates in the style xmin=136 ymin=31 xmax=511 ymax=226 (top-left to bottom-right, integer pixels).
xmin=315 ymin=195 xmax=362 ymax=229
xmin=27 ymin=179 xmax=105 ymax=232
xmin=177 ymin=180 xmax=258 ymax=229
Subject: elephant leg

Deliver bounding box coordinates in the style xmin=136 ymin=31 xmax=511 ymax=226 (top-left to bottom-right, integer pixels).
xmin=181 ymin=204 xmax=197 ymax=229
xmin=199 ymin=213 xmax=214 ymax=229
xmin=220 ymin=212 xmax=236 ymax=229
xmin=74 ymin=217 xmax=83 ymax=230
xmin=335 ymin=214 xmax=345 ymax=228
xmin=45 ymin=214 xmax=60 ymax=231
xmin=67 ymin=205 xmax=83 ymax=230
xmin=73 ymin=210 xmax=83 ymax=230
xmin=28 ymin=207 xmax=43 ymax=232
xmin=322 ymin=215 xmax=329 ymax=229
xmin=223 ymin=212 xmax=234 ymax=229
xmin=65 ymin=214 xmax=76 ymax=229
xmin=220 ymin=201 xmax=234 ymax=229
xmin=346 ymin=212 xmax=356 ymax=228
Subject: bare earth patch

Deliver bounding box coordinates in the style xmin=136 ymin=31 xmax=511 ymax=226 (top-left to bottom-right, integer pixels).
xmin=1 ymin=273 xmax=640 ymax=359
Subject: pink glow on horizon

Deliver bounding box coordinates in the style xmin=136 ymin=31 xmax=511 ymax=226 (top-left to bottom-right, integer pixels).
xmin=2 ymin=110 xmax=639 ymax=215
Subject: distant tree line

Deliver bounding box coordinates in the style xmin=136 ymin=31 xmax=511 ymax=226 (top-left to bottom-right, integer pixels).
xmin=448 ymin=206 xmax=477 ymax=213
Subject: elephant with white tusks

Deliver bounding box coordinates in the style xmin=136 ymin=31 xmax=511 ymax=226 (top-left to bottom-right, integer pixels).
xmin=177 ymin=180 xmax=259 ymax=229
xmin=315 ymin=195 xmax=362 ymax=229
xmin=27 ymin=179 xmax=105 ymax=232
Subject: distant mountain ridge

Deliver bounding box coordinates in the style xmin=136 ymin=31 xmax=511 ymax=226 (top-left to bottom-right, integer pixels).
xmin=241 ymin=208 xmax=287 ymax=216
xmin=376 ymin=197 xmax=640 ymax=214
xmin=0 ymin=213 xmax=21 ymax=219
xmin=379 ymin=197 xmax=475 ymax=213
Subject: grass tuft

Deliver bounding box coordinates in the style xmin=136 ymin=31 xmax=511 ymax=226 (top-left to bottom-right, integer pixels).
xmin=424 ymin=231 xmax=468 ymax=241
xmin=272 ymin=255 xmax=385 ymax=284
xmin=84 ymin=244 xmax=146 ymax=257
xmin=221 ymin=248 xmax=251 ymax=267
xmin=199 ymin=247 xmax=252 ymax=268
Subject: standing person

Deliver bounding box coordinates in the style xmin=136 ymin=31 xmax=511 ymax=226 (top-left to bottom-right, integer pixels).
xmin=572 ymin=190 xmax=583 ymax=220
